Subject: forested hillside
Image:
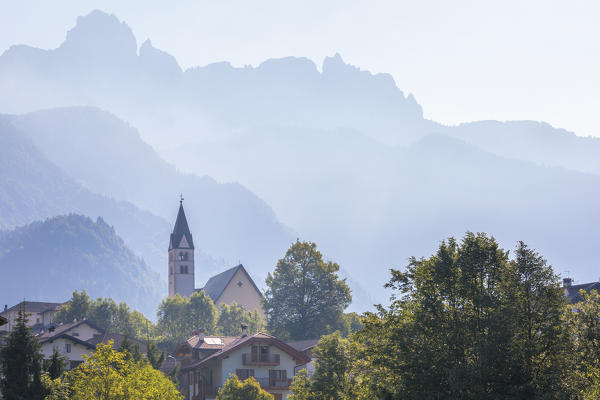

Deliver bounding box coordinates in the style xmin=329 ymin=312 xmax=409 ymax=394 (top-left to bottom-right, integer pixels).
xmin=0 ymin=214 xmax=161 ymax=316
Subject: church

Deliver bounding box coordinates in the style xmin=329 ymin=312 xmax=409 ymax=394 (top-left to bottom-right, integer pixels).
xmin=168 ymin=200 xmax=265 ymax=318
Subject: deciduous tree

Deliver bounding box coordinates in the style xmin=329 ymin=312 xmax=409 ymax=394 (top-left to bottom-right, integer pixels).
xmin=216 ymin=375 xmax=272 ymax=400
xmin=264 ymin=240 xmax=351 ymax=340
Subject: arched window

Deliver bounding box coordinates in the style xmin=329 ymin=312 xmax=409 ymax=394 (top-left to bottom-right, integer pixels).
xmin=180 ymin=265 xmax=185 ymax=274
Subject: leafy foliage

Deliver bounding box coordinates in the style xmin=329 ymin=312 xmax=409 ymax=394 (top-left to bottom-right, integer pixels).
xmin=355 ymin=234 xmax=571 ymax=399
xmin=217 ymin=302 xmax=265 ymax=336
xmin=157 ymin=291 xmax=218 ymax=346
xmin=51 ymin=342 xmax=182 ymax=400
xmin=0 ymin=214 xmax=162 ymax=316
xmin=0 ymin=309 xmax=45 ymax=400
xmin=216 ymin=374 xmax=273 ymax=400
xmin=54 ymin=290 xmax=155 ymax=340
xmin=264 ymin=240 xmax=352 ymax=340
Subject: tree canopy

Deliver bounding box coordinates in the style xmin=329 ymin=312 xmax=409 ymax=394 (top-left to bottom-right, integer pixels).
xmin=355 ymin=234 xmax=571 ymax=399
xmin=50 ymin=342 xmax=182 ymax=400
xmin=54 ymin=290 xmax=155 ymax=339
xmin=264 ymin=240 xmax=352 ymax=340
xmin=216 ymin=375 xmax=273 ymax=400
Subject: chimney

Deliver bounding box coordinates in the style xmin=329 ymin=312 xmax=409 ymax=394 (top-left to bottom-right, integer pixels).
xmin=241 ymin=324 xmax=248 ymax=338
xmin=3 ymin=305 xmax=7 ymax=312
xmin=199 ymin=328 xmax=205 ymax=342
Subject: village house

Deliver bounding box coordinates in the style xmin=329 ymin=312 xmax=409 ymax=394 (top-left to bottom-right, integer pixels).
xmin=168 ymin=200 xmax=265 ymax=317
xmin=0 ymin=301 xmax=65 ymax=333
xmin=563 ymin=277 xmax=600 ymax=303
xmin=37 ymin=318 xmax=147 ymax=370
xmin=286 ymin=339 xmax=319 ymax=376
xmin=175 ymin=326 xmax=310 ymax=400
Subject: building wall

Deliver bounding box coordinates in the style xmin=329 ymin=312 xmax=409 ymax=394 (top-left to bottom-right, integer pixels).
xmin=40 ymin=337 xmax=92 ymax=365
xmin=220 ymin=343 xmax=297 ymax=400
xmin=62 ymin=323 xmax=102 ymax=341
xmin=217 ymin=269 xmax=265 ymax=318
xmin=169 ymin=247 xmax=195 ymax=297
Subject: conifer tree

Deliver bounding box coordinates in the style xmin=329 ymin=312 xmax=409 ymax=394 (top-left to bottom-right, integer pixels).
xmin=45 ymin=347 xmax=66 ymax=380
xmin=0 ymin=308 xmax=45 ymax=400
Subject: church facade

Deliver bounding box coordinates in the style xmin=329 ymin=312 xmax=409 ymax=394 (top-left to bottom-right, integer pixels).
xmin=168 ymin=200 xmax=264 ymax=318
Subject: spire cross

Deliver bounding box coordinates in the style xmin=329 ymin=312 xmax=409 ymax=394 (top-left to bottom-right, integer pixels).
xmin=180 ymin=194 xmax=184 ymax=205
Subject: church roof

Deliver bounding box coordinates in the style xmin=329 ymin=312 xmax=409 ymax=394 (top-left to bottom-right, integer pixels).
xmin=169 ymin=201 xmax=194 ymax=250
xmin=199 ymin=264 xmax=262 ymax=302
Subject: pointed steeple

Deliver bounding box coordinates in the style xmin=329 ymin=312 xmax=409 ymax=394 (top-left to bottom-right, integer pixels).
xmin=169 ymin=198 xmax=194 ymax=250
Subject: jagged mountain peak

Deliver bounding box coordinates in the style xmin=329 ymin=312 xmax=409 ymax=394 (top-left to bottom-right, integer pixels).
xmin=57 ymin=10 xmax=137 ymax=59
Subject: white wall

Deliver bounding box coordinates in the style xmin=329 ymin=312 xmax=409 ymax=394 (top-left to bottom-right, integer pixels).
xmin=220 ymin=343 xmax=297 ymax=399
xmin=40 ymin=337 xmax=92 ymax=364
xmin=63 ymin=322 xmax=101 ymax=341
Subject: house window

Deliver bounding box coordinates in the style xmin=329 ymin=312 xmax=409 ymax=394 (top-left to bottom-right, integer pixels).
xmin=237 ymin=281 xmax=243 ymax=287
xmin=269 ymin=369 xmax=287 ymax=385
xmin=236 ymin=369 xmax=254 ymax=380
xmin=179 ymin=252 xmax=188 ymax=261
xmin=65 ymin=343 xmax=71 ymax=353
xmin=251 ymin=345 xmax=270 ymax=362
xmin=36 ymin=317 xmax=41 ymax=324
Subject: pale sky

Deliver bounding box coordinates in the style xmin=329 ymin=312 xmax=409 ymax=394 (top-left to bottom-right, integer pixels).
xmin=1 ymin=0 xmax=599 ymax=137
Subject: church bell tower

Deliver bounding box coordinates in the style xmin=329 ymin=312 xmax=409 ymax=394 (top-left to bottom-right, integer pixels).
xmin=168 ymin=197 xmax=195 ymax=297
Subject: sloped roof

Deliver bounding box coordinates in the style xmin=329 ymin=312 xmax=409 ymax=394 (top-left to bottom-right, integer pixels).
xmin=200 ymin=264 xmax=262 ymax=302
xmin=87 ymin=332 xmax=148 ymax=353
xmin=186 ymin=334 xmax=238 ymax=350
xmin=39 ymin=333 xmax=96 ymax=348
xmin=169 ymin=202 xmax=194 ymax=250
xmin=182 ymin=332 xmax=310 ymax=371
xmin=286 ymin=338 xmax=320 ymax=352
xmin=37 ymin=319 xmax=102 ymax=340
xmin=566 ymin=282 xmax=600 ymax=303
xmin=1 ymin=301 xmax=64 ymax=315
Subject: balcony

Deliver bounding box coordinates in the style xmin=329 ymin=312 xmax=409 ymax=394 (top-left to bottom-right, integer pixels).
xmin=242 ymin=353 xmax=280 ymax=366
xmin=253 ymin=377 xmax=292 ymax=389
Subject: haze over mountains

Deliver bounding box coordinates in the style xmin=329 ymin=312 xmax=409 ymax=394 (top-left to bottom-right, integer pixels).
xmin=1 ymin=10 xmax=600 ymax=309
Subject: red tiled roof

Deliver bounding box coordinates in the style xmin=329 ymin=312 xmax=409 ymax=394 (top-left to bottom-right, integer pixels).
xmin=181 ymin=332 xmax=311 ymax=371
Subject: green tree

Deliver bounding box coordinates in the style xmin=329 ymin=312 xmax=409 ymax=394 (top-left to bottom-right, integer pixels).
xmin=566 ymin=289 xmax=600 ymax=397
xmin=146 ymin=341 xmax=165 ymax=370
xmin=44 ymin=348 xmax=66 ymax=380
xmin=216 ymin=375 xmax=273 ymax=400
xmin=0 ymin=308 xmax=45 ymax=400
xmin=54 ymin=291 xmax=155 ymax=340
xmin=217 ymin=302 xmax=266 ymax=336
xmin=356 ymin=233 xmax=571 ymax=399
xmin=288 ymin=370 xmax=314 ymax=400
xmin=311 ymin=332 xmax=361 ymax=400
xmin=41 ymin=374 xmax=71 ymax=400
xmin=264 ymin=240 xmax=352 ymax=340
xmin=66 ymin=342 xmax=182 ymax=400
xmin=188 ymin=290 xmax=219 ymax=334
xmin=54 ymin=290 xmax=91 ymax=323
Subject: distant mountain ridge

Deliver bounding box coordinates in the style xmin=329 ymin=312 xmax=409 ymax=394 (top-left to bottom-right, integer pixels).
xmin=0 ymin=10 xmax=430 ymax=149
xmin=2 ymin=10 xmax=600 ymax=307
xmin=0 ymin=214 xmax=161 ymax=317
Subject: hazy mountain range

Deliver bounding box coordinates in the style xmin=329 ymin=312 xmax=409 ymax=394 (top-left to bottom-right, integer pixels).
xmin=1 ymin=10 xmax=600 ymax=309
xmin=0 ymin=214 xmax=161 ymax=317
